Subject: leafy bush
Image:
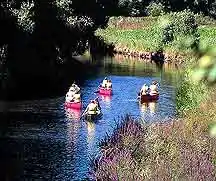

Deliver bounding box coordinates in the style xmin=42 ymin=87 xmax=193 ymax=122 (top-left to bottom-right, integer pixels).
xmin=160 ymin=10 xmax=200 ymax=51
xmin=176 ymin=68 xmax=209 ymax=113
xmin=146 ymin=2 xmax=165 ymax=17
xmin=194 ymin=13 xmax=216 ymax=26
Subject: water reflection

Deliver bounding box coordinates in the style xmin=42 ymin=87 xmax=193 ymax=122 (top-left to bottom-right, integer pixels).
xmin=65 ymin=108 xmax=81 ymax=120
xmin=139 ymin=101 xmax=158 ymax=122
xmin=139 ymin=102 xmax=148 ymax=112
xmin=149 ymin=101 xmax=157 ymax=114
xmin=99 ymin=95 xmax=112 ymax=108
xmin=87 ymin=121 xmax=95 ymax=151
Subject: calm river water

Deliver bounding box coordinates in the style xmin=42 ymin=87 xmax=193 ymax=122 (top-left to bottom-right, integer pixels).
xmin=0 ymin=57 xmax=179 ymax=181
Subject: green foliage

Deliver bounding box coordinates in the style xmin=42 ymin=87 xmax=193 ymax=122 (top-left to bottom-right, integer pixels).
xmin=146 ymin=2 xmax=165 ymax=17
xmin=161 ymin=10 xmax=200 ymax=51
xmin=2 ymin=1 xmax=35 ymax=33
xmin=192 ymin=47 xmax=216 ymax=84
xmin=97 ymin=15 xmax=216 ymax=54
xmin=176 ymin=69 xmax=208 ymax=113
xmin=195 ymin=13 xmax=216 ymax=26
xmin=118 ymin=0 xmax=145 ymax=16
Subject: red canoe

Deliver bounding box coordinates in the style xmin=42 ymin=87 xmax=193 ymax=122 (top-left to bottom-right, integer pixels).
xmin=140 ymin=94 xmax=159 ymax=102
xmin=64 ymin=102 xmax=82 ymax=109
xmin=99 ymin=87 xmax=113 ymax=96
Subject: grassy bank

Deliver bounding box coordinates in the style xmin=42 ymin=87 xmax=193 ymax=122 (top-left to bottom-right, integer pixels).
xmin=96 ymin=16 xmax=216 ymax=59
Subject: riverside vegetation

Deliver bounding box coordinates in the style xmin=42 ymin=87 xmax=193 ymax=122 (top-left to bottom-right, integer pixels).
xmin=96 ymin=11 xmax=216 ymax=63
xmin=92 ymin=6 xmax=216 ymax=181
xmin=91 ymin=46 xmax=216 ymax=180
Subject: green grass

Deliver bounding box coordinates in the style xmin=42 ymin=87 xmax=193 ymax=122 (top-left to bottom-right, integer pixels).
xmin=198 ymin=27 xmax=216 ymax=47
xmin=96 ymin=28 xmax=162 ymax=52
xmin=96 ymin=16 xmax=216 ymax=54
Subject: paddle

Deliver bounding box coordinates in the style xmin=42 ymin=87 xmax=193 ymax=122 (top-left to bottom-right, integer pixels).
xmin=94 ymin=85 xmax=101 ymax=93
xmin=94 ymin=97 xmax=101 ymax=110
xmin=80 ymin=106 xmax=89 ymax=119
xmin=137 ymin=91 xmax=141 ymax=99
xmin=80 ymin=112 xmax=87 ymax=120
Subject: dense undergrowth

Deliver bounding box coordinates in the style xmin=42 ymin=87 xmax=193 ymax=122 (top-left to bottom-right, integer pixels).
xmin=92 ymin=102 xmax=216 ymax=180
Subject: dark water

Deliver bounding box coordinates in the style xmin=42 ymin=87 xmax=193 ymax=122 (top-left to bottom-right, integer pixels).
xmin=0 ymin=57 xmax=179 ymax=181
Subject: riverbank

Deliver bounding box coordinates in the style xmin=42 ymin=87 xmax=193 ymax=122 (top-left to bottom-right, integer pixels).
xmin=92 ymin=85 xmax=216 ymax=180
xmin=96 ymin=16 xmax=216 ymax=63
xmin=92 ymin=15 xmax=216 ymax=178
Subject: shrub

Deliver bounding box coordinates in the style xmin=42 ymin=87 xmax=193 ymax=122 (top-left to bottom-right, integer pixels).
xmin=195 ymin=13 xmax=216 ymax=26
xmin=160 ymin=10 xmax=200 ymax=51
xmin=146 ymin=2 xmax=165 ymax=17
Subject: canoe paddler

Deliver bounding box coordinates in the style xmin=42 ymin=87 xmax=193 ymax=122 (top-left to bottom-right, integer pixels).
xmin=106 ymin=80 xmax=112 ymax=89
xmin=101 ymin=77 xmax=108 ymax=88
xmin=72 ymin=90 xmax=81 ymax=103
xmin=85 ymin=100 xmax=100 ymax=115
xmin=69 ymin=82 xmax=80 ymax=93
xmin=149 ymin=80 xmax=159 ymax=96
xmin=140 ymin=84 xmax=149 ymax=95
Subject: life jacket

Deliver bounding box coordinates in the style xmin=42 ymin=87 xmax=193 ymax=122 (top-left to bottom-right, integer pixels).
xmin=73 ymin=93 xmax=81 ymax=103
xmin=141 ymin=85 xmax=148 ymax=95
xmin=107 ymin=82 xmax=112 ymax=89
xmin=102 ymin=80 xmax=108 ymax=87
xmin=88 ymin=103 xmax=98 ymax=114
xmin=149 ymin=85 xmax=158 ymax=95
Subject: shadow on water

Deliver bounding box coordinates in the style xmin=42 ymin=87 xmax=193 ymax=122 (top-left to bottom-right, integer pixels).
xmin=0 ymin=56 xmax=179 ymax=180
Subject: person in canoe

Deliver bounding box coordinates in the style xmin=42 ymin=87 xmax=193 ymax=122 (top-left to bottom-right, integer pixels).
xmin=106 ymin=80 xmax=112 ymax=89
xmin=65 ymin=91 xmax=74 ymax=102
xmin=139 ymin=84 xmax=149 ymax=96
xmin=101 ymin=77 xmax=108 ymax=88
xmin=149 ymin=80 xmax=159 ymax=96
xmin=65 ymin=82 xmax=81 ymax=103
xmin=85 ymin=100 xmax=101 ymax=115
xmin=94 ymin=97 xmax=101 ymax=110
xmin=69 ymin=82 xmax=80 ymax=93
xmin=72 ymin=90 xmax=81 ymax=103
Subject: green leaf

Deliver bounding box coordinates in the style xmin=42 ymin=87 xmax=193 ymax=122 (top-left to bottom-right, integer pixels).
xmin=207 ymin=47 xmax=216 ymax=57
xmin=192 ymin=68 xmax=207 ymax=82
xmin=209 ymin=124 xmax=216 ymax=137
xmin=207 ymin=63 xmax=216 ymax=83
xmin=198 ymin=55 xmax=214 ymax=69
xmin=199 ymin=41 xmax=208 ymax=53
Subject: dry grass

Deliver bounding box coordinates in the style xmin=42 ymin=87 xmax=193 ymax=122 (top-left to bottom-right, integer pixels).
xmin=107 ymin=16 xmax=158 ymax=30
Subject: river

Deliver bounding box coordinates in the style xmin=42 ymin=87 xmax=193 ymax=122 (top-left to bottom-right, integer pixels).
xmin=0 ymin=57 xmax=179 ymax=181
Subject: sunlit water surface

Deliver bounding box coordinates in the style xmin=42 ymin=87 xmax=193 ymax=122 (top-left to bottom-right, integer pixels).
xmin=0 ymin=57 xmax=179 ymax=180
